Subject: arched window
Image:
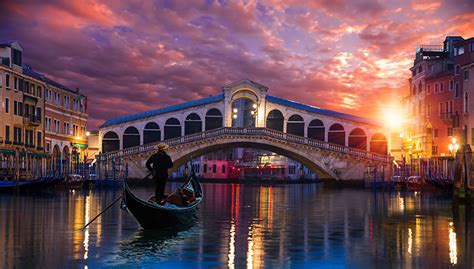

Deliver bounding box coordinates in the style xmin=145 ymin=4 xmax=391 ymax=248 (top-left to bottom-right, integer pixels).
xmin=307 ymin=119 xmax=325 ymax=141
xmin=185 ymin=113 xmax=202 ymax=135
xmin=164 ymin=118 xmax=181 ymax=140
xmin=232 ymin=98 xmax=256 ymax=128
xmin=205 ymin=109 xmax=223 ymax=130
xmin=328 ymin=123 xmax=345 ymax=146
xmin=143 ymin=122 xmax=160 ymax=144
xmin=266 ymin=109 xmax=284 ymax=132
xmin=62 ymin=146 xmax=70 ymax=160
xmin=348 ymin=128 xmax=367 ymax=150
xmin=370 ymin=133 xmax=388 ymax=155
xmin=287 ymin=114 xmax=304 ymax=136
xmin=123 ymin=126 xmax=140 ymax=149
xmin=102 ymin=131 xmax=119 ymax=152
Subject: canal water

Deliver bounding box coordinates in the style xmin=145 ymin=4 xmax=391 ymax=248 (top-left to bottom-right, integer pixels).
xmin=0 ymin=183 xmax=472 ymax=269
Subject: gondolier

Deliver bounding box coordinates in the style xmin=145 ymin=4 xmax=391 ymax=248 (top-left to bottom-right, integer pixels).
xmin=146 ymin=143 xmax=173 ymax=203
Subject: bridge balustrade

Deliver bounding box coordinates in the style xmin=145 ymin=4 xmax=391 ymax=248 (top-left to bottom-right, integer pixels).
xmin=98 ymin=127 xmax=389 ymax=163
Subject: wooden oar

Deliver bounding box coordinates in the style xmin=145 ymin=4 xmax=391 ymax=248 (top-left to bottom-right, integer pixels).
xmin=80 ymin=173 xmax=151 ymax=231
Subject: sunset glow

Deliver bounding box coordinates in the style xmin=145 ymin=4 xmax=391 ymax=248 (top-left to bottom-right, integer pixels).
xmin=1 ymin=1 xmax=473 ymax=130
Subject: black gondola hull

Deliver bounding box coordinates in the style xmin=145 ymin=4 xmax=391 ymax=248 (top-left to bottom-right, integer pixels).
xmin=122 ymin=175 xmax=202 ymax=229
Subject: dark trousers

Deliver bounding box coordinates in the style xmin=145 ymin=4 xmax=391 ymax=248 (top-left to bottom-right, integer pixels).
xmin=154 ymin=178 xmax=167 ymax=202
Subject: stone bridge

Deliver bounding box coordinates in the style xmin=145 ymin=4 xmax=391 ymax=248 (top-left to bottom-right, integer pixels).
xmin=99 ymin=127 xmax=390 ymax=180
xmin=97 ymin=79 xmax=391 ymax=181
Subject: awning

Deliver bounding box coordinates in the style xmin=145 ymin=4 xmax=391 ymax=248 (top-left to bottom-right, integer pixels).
xmin=71 ymin=142 xmax=88 ymax=149
xmin=0 ymin=149 xmax=16 ymax=156
xmin=24 ymin=96 xmax=37 ymax=105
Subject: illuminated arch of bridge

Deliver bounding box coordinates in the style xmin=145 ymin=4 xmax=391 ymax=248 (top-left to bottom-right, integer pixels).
xmin=99 ymin=79 xmax=390 ymax=180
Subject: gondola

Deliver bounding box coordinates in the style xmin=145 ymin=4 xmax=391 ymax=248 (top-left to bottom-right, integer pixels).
xmin=0 ymin=178 xmax=45 ymax=192
xmin=122 ymin=171 xmax=203 ymax=229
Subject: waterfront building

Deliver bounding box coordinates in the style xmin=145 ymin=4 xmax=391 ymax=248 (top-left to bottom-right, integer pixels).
xmin=0 ymin=41 xmax=45 ymax=179
xmin=42 ymin=75 xmax=88 ymax=175
xmin=402 ymin=36 xmax=465 ymax=160
xmin=453 ymin=38 xmax=474 ymax=146
xmin=0 ymin=40 xmax=89 ymax=179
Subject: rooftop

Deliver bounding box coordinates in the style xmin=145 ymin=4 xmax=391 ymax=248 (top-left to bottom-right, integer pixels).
xmin=100 ymin=94 xmax=225 ymax=127
xmin=22 ymin=64 xmax=79 ymax=94
xmin=101 ymin=93 xmax=382 ymax=128
xmin=266 ymin=95 xmax=382 ymax=126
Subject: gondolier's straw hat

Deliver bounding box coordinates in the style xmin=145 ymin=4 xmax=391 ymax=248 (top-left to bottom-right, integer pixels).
xmin=154 ymin=143 xmax=169 ymax=151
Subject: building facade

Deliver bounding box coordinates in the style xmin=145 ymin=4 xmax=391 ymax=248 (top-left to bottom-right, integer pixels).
xmin=453 ymin=38 xmax=474 ymax=146
xmin=0 ymin=40 xmax=88 ymax=179
xmin=43 ymin=79 xmax=88 ymax=175
xmin=402 ymin=36 xmax=465 ymax=160
xmin=0 ymin=41 xmax=45 ymax=179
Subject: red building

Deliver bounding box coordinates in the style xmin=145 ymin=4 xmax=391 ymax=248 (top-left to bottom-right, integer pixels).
xmin=200 ymin=160 xmax=240 ymax=179
xmin=402 ymin=36 xmax=465 ymax=159
xmin=453 ymin=38 xmax=474 ymax=145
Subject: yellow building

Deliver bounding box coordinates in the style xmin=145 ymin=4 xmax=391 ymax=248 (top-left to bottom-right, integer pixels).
xmin=0 ymin=41 xmax=45 ymax=180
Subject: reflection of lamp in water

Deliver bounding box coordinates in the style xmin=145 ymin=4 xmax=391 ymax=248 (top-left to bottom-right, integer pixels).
xmin=449 ymin=222 xmax=457 ymax=265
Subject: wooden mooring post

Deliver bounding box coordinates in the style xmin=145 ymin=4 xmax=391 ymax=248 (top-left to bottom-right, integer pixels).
xmin=453 ymin=144 xmax=473 ymax=210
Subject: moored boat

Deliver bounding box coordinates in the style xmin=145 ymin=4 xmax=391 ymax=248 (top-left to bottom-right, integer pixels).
xmin=122 ymin=171 xmax=203 ymax=229
xmin=0 ymin=178 xmax=45 ymax=192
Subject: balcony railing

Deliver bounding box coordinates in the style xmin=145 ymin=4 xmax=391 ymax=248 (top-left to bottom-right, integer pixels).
xmin=416 ymin=45 xmax=444 ymax=52
xmin=439 ymin=112 xmax=453 ymax=120
xmin=99 ymin=127 xmax=390 ymax=163
xmin=23 ymin=114 xmax=41 ymax=126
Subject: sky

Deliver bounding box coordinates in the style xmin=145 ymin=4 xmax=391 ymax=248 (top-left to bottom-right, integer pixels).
xmin=1 ymin=0 xmax=473 ymax=130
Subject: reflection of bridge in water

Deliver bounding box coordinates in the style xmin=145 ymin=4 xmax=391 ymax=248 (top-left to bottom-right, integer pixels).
xmin=98 ymin=79 xmax=391 ymax=180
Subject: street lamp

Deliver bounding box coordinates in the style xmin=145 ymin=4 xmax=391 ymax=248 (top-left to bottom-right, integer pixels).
xmin=448 ymin=137 xmax=459 ymax=157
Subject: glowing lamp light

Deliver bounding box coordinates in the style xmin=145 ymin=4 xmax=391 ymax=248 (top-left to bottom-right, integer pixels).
xmin=86 ymin=131 xmax=90 ymax=137
xmin=232 ymin=114 xmax=238 ymax=119
xmin=252 ymin=103 xmax=257 ymax=109
xmin=250 ymin=111 xmax=255 ymax=115
xmin=233 ymin=108 xmax=238 ymax=113
xmin=449 ymin=137 xmax=459 ymax=156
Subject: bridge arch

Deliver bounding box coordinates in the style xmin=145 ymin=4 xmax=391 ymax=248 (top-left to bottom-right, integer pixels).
xmin=143 ymin=122 xmax=160 ymax=144
xmin=123 ymin=126 xmax=140 ymax=149
xmin=205 ymin=109 xmax=223 ymax=130
xmin=169 ymin=140 xmax=336 ymax=179
xmin=266 ymin=109 xmax=284 ymax=132
xmin=370 ymin=133 xmax=388 ymax=155
xmin=287 ymin=114 xmax=304 ymax=136
xmin=307 ymin=119 xmax=325 ymax=141
xmin=348 ymin=128 xmax=367 ymax=150
xmin=328 ymin=123 xmax=345 ymax=146
xmin=185 ymin=113 xmax=202 ymax=135
xmin=102 ymin=131 xmax=119 ymax=152
xmin=164 ymin=118 xmax=181 ymax=140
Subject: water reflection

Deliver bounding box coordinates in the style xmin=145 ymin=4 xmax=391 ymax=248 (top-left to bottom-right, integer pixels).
xmin=0 ymin=184 xmax=472 ymax=268
xmin=449 ymin=222 xmax=457 ymax=265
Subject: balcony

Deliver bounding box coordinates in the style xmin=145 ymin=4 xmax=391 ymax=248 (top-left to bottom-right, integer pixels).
xmin=439 ymin=112 xmax=453 ymax=122
xmin=416 ymin=45 xmax=444 ymax=52
xmin=23 ymin=114 xmax=41 ymax=126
